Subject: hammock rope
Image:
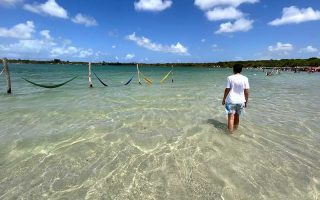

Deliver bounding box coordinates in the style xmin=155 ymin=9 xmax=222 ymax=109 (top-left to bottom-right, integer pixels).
xmin=0 ymin=68 xmax=4 ymax=76
xmin=22 ymin=76 xmax=78 ymax=88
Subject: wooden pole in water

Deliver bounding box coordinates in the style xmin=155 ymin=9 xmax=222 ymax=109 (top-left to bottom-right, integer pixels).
xmin=2 ymin=58 xmax=11 ymax=94
xmin=136 ymin=63 xmax=141 ymax=85
xmin=171 ymin=65 xmax=174 ymax=83
xmin=88 ymin=62 xmax=93 ymax=88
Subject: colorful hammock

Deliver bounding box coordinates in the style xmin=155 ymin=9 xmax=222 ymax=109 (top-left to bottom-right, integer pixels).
xmin=140 ymin=72 xmax=152 ymax=85
xmin=136 ymin=64 xmax=152 ymax=85
xmin=160 ymin=66 xmax=174 ymax=83
xmin=22 ymin=76 xmax=78 ymax=88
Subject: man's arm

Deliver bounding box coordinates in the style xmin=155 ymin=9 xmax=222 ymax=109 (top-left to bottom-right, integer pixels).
xmin=222 ymin=88 xmax=230 ymax=105
xmin=244 ymin=89 xmax=249 ymax=107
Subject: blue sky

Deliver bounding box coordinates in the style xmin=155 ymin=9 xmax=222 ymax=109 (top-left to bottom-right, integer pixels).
xmin=0 ymin=0 xmax=319 ymax=63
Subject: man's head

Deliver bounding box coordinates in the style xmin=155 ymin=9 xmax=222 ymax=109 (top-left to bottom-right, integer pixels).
xmin=233 ymin=64 xmax=243 ymax=74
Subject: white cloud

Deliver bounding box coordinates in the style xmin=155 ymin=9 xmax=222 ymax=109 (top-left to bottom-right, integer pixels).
xmin=23 ymin=0 xmax=68 ymax=19
xmin=107 ymin=30 xmax=119 ymax=37
xmin=71 ymin=13 xmax=98 ymax=27
xmin=215 ymin=18 xmax=253 ymax=34
xmin=212 ymin=44 xmax=223 ymax=51
xmin=112 ymin=45 xmax=116 ymax=49
xmin=127 ymin=32 xmax=189 ymax=55
xmin=269 ymin=6 xmax=320 ymax=26
xmin=201 ymin=38 xmax=206 ymax=42
xmin=50 ymin=46 xmax=93 ymax=58
xmin=194 ymin=0 xmax=258 ymax=10
xmin=0 ymin=0 xmax=23 ymax=7
xmin=0 ymin=21 xmax=35 ymax=39
xmin=40 ymin=30 xmax=52 ymax=40
xmin=0 ymin=25 xmax=98 ymax=60
xmin=125 ymin=54 xmax=135 ymax=60
xmin=206 ymin=6 xmax=243 ymax=21
xmin=195 ymin=0 xmax=256 ymax=32
xmin=0 ymin=38 xmax=56 ymax=58
xmin=299 ymin=46 xmax=318 ymax=53
xmin=0 ymin=37 xmax=95 ymax=59
xmin=170 ymin=43 xmax=189 ymax=55
xmin=268 ymin=42 xmax=294 ymax=52
xmin=134 ymin=0 xmax=172 ymax=12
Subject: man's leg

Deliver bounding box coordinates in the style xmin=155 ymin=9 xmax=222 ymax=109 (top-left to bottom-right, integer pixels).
xmin=227 ymin=114 xmax=235 ymax=133
xmin=234 ymin=114 xmax=240 ymax=130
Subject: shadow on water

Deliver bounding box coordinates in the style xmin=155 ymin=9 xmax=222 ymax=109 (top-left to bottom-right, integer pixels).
xmin=207 ymin=119 xmax=227 ymax=131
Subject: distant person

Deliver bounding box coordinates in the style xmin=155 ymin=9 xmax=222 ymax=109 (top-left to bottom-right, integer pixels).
xmin=222 ymin=64 xmax=250 ymax=133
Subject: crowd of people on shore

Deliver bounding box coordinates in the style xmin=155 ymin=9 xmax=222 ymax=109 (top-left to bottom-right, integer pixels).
xmin=261 ymin=66 xmax=320 ymax=76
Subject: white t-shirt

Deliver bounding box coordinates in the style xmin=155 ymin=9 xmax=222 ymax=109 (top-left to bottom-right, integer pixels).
xmin=225 ymin=74 xmax=250 ymax=104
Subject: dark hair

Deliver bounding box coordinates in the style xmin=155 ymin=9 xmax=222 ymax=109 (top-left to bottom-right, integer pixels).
xmin=233 ymin=64 xmax=243 ymax=73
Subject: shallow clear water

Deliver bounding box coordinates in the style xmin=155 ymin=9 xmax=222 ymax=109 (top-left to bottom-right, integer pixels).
xmin=0 ymin=64 xmax=319 ymax=199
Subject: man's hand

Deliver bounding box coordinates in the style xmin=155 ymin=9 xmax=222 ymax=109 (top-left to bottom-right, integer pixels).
xmin=222 ymin=88 xmax=230 ymax=106
xmin=244 ymin=89 xmax=249 ymax=108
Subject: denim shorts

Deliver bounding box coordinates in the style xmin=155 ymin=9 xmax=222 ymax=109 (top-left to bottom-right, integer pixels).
xmin=225 ymin=103 xmax=245 ymax=115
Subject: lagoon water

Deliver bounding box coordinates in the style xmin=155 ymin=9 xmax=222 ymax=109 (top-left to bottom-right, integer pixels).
xmin=0 ymin=64 xmax=319 ymax=199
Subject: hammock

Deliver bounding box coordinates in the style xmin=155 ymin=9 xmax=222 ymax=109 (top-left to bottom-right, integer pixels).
xmin=124 ymin=75 xmax=134 ymax=85
xmin=93 ymin=71 xmax=108 ymax=86
xmin=94 ymin=71 xmax=134 ymax=86
xmin=136 ymin=64 xmax=152 ymax=85
xmin=0 ymin=68 xmax=4 ymax=76
xmin=22 ymin=76 xmax=78 ymax=88
xmin=160 ymin=66 xmax=174 ymax=83
xmin=140 ymin=72 xmax=152 ymax=85
xmin=139 ymin=72 xmax=152 ymax=85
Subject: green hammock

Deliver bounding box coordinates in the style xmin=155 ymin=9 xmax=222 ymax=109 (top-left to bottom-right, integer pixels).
xmin=22 ymin=76 xmax=78 ymax=88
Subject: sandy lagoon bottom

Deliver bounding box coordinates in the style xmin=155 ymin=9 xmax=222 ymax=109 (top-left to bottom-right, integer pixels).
xmin=0 ymin=65 xmax=319 ymax=199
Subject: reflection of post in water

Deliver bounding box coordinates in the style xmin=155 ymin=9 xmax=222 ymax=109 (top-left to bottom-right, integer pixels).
xmin=2 ymin=58 xmax=12 ymax=94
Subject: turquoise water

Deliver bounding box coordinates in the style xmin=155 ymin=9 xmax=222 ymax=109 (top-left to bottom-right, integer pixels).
xmin=0 ymin=64 xmax=319 ymax=199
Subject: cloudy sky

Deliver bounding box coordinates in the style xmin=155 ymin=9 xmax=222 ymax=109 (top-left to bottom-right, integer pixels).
xmin=0 ymin=0 xmax=319 ymax=62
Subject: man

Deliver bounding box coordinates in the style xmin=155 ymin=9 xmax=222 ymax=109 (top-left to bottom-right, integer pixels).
xmin=222 ymin=64 xmax=250 ymax=133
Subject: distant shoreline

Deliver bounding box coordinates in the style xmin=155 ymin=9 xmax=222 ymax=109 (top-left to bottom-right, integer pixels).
xmin=3 ymin=57 xmax=320 ymax=69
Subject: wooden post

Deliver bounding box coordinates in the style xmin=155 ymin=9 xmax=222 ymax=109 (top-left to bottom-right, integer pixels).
xmin=171 ymin=65 xmax=174 ymax=83
xmin=2 ymin=58 xmax=11 ymax=94
xmin=88 ymin=62 xmax=93 ymax=88
xmin=136 ymin=63 xmax=141 ymax=85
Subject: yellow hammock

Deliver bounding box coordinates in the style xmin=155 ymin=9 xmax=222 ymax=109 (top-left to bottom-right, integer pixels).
xmin=160 ymin=66 xmax=173 ymax=83
xmin=160 ymin=70 xmax=172 ymax=83
xmin=140 ymin=72 xmax=153 ymax=85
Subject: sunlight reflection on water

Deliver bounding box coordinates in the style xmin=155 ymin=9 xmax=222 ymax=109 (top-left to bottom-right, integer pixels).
xmin=0 ymin=64 xmax=319 ymax=199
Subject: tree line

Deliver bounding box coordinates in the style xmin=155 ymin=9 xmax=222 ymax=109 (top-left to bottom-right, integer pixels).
xmin=6 ymin=57 xmax=320 ymax=68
